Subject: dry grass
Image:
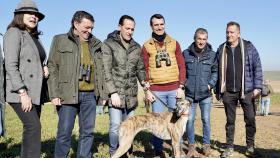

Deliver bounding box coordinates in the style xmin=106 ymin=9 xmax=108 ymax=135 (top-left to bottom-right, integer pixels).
xmin=271 ymin=81 xmax=280 ymax=93
xmin=1 ymin=91 xmax=280 ymax=157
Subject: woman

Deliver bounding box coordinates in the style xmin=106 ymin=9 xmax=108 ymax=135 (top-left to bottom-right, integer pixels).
xmin=3 ymin=0 xmax=48 ymax=157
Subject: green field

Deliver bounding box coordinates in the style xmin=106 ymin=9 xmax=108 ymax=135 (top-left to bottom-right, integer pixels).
xmin=264 ymin=71 xmax=280 ymax=81
xmin=1 ymin=86 xmax=280 ymax=157
xmin=0 ymin=101 xmax=155 ymax=158
xmin=1 ymin=93 xmax=280 ymax=158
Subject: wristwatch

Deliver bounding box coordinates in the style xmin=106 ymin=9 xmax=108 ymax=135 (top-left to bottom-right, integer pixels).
xmin=18 ymin=88 xmax=26 ymax=94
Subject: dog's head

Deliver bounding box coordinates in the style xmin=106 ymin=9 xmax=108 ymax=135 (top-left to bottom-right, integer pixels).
xmin=175 ymin=98 xmax=191 ymax=117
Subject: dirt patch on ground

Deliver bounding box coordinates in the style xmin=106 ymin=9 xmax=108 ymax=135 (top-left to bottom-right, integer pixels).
xmin=200 ymin=103 xmax=280 ymax=158
xmin=271 ymin=81 xmax=280 ymax=93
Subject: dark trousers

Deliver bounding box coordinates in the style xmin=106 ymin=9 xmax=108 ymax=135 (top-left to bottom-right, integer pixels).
xmin=54 ymin=91 xmax=97 ymax=158
xmin=222 ymin=91 xmax=256 ymax=148
xmin=10 ymin=103 xmax=41 ymax=158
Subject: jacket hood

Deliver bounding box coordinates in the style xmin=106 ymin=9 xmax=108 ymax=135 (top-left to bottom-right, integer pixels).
xmin=188 ymin=42 xmax=213 ymax=54
xmin=106 ymin=30 xmax=138 ymax=47
xmin=107 ymin=30 xmax=119 ymax=40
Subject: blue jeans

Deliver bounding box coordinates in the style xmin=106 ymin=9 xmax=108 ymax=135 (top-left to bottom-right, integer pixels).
xmin=151 ymin=90 xmax=177 ymax=153
xmin=54 ymin=91 xmax=97 ymax=158
xmin=187 ymin=97 xmax=212 ymax=145
xmin=261 ymin=97 xmax=270 ymax=115
xmin=109 ymin=106 xmax=134 ymax=156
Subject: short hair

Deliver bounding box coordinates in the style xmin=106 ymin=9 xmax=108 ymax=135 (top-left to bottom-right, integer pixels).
xmin=150 ymin=14 xmax=165 ymax=26
xmin=7 ymin=13 xmax=41 ymax=38
xmin=71 ymin=11 xmax=94 ymax=29
xmin=194 ymin=28 xmax=208 ymax=40
xmin=118 ymin=15 xmax=135 ymax=26
xmin=227 ymin=21 xmax=240 ymax=31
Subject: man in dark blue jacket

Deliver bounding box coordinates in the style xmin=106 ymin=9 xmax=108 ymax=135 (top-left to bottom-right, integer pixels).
xmin=183 ymin=28 xmax=218 ymax=157
xmin=216 ymin=21 xmax=263 ymax=158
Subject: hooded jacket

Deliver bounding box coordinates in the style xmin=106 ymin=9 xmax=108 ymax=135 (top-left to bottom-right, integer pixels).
xmin=216 ymin=39 xmax=263 ymax=100
xmin=183 ymin=43 xmax=218 ymax=100
xmin=102 ymin=30 xmax=146 ymax=109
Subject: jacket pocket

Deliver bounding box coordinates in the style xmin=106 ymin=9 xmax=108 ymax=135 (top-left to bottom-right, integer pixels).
xmin=186 ymin=59 xmax=195 ymax=69
xmin=58 ymin=65 xmax=70 ymax=83
xmin=202 ymin=61 xmax=211 ymax=73
xmin=186 ymin=59 xmax=195 ymax=76
xmin=58 ymin=42 xmax=74 ymax=66
xmin=58 ymin=40 xmax=73 ymax=53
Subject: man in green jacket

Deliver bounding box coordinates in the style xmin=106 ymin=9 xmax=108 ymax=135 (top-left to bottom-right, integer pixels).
xmin=48 ymin=11 xmax=105 ymax=158
xmin=102 ymin=15 xmax=147 ymax=157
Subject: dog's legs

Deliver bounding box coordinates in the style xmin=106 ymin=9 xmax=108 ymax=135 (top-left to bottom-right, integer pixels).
xmin=111 ymin=136 xmax=134 ymax=158
xmin=172 ymin=142 xmax=181 ymax=158
xmin=170 ymin=131 xmax=181 ymax=158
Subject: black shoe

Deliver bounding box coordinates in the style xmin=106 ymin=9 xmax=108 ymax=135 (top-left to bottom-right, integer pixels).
xmin=154 ymin=151 xmax=165 ymax=158
xmin=245 ymin=146 xmax=256 ymax=157
xmin=221 ymin=147 xmax=234 ymax=158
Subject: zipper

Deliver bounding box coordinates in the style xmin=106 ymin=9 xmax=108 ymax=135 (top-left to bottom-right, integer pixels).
xmin=232 ymin=49 xmax=236 ymax=92
xmin=75 ymin=41 xmax=80 ymax=102
xmin=194 ymin=56 xmax=199 ymax=99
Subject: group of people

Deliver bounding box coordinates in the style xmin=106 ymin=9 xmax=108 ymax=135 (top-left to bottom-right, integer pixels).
xmin=0 ymin=0 xmax=264 ymax=158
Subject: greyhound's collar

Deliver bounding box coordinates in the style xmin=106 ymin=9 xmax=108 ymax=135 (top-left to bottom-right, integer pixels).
xmin=180 ymin=114 xmax=189 ymax=117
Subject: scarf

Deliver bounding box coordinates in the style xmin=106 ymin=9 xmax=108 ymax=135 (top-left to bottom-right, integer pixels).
xmin=220 ymin=38 xmax=246 ymax=98
xmin=152 ymin=32 xmax=166 ymax=42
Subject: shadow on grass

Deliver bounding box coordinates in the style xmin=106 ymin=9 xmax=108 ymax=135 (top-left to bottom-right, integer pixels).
xmin=212 ymin=104 xmax=225 ymax=109
xmin=0 ymin=132 xmax=109 ymax=158
xmin=0 ymin=131 xmax=153 ymax=158
xmin=133 ymin=131 xmax=155 ymax=157
xmin=269 ymin=112 xmax=280 ymax=116
xmin=0 ymin=137 xmax=21 ymax=157
xmin=192 ymin=134 xmax=280 ymax=158
xmin=0 ymin=136 xmax=71 ymax=158
xmin=133 ymin=133 xmax=280 ymax=158
xmin=2 ymin=132 xmax=279 ymax=158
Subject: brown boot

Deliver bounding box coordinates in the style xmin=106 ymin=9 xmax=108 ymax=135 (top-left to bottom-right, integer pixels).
xmin=186 ymin=144 xmax=200 ymax=158
xmin=202 ymin=144 xmax=211 ymax=157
